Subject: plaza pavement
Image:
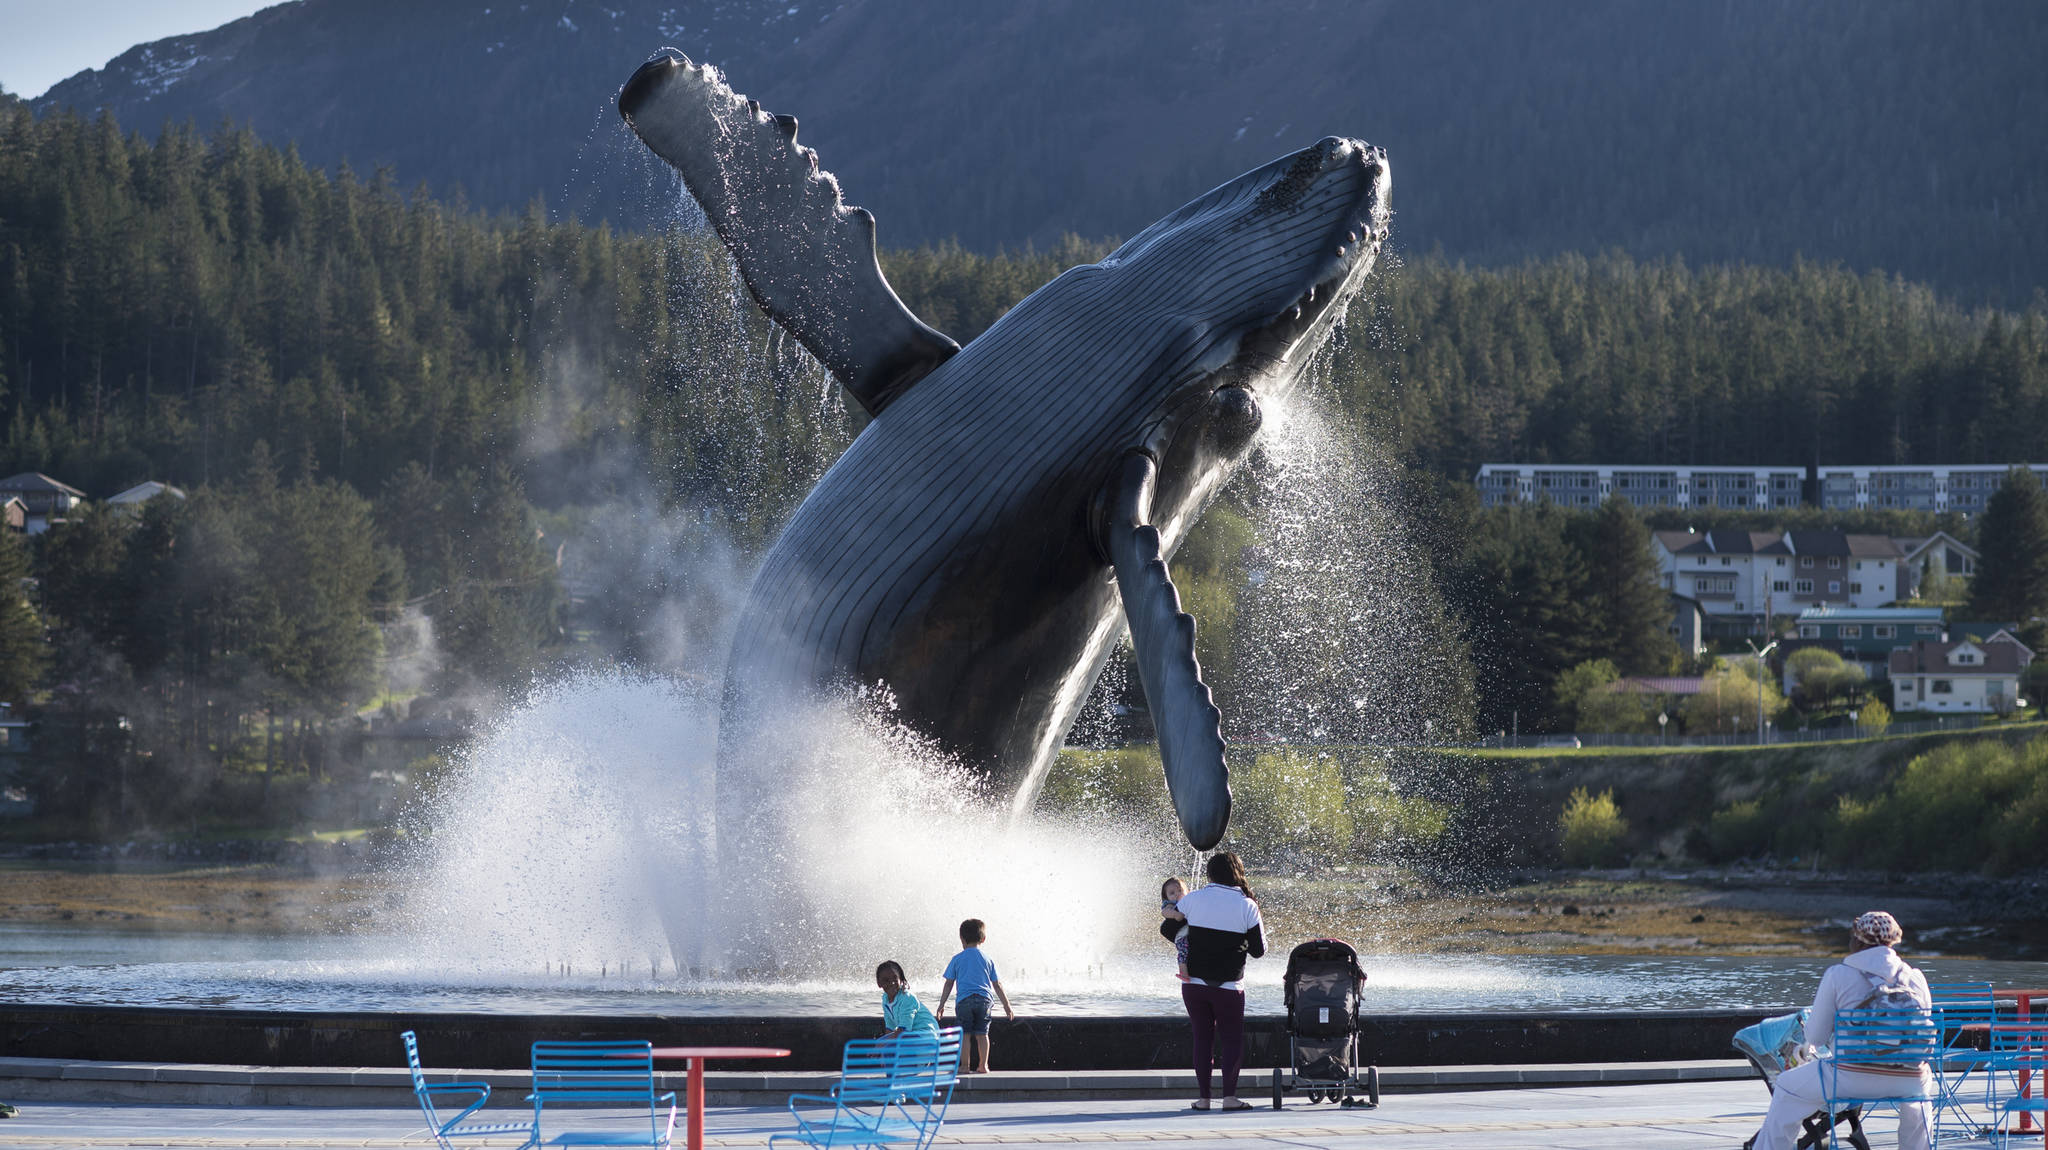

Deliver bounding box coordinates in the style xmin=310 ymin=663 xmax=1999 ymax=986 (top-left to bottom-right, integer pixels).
xmin=0 ymin=1079 xmax=1915 ymax=1150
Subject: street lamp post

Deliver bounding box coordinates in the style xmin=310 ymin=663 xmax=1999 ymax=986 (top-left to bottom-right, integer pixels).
xmin=1746 ymin=638 xmax=1779 ymax=744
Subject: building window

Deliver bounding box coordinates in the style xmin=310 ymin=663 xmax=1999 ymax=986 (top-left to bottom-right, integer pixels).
xmin=1850 ymin=582 xmax=1862 ymax=594
xmin=1799 ymin=625 xmax=1820 ymax=638
xmin=1776 ymin=557 xmax=1786 ymax=566
xmin=1773 ymin=581 xmax=1790 ymax=593
xmin=1800 ymin=557 xmax=1815 ymax=568
xmin=1796 ymin=579 xmax=1814 ymax=594
xmin=1840 ymin=625 xmax=1862 ymax=638
xmin=1874 ymin=625 xmax=1895 ymax=638
xmin=1932 ymin=680 xmax=1954 ymax=694
xmin=1828 ymin=581 xmax=1842 ymax=593
xmin=1827 ymin=557 xmax=1842 ymax=569
xmin=1917 ymin=624 xmax=1940 ymax=634
xmin=1722 ymin=557 xmax=1732 ymax=566
xmin=1954 ymin=652 xmax=1977 ymax=665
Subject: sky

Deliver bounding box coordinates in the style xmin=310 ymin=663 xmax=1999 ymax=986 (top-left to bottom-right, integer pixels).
xmin=0 ymin=0 xmax=276 ymax=98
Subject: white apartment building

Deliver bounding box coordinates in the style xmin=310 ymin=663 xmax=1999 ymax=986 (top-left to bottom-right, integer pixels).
xmin=1476 ymin=462 xmax=2048 ymax=513
xmin=1474 ymin=464 xmax=1804 ymax=510
xmin=1818 ymin=464 xmax=2048 ymax=512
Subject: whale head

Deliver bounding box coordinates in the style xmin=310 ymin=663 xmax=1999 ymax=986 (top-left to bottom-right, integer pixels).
xmin=1029 ymin=136 xmax=1390 ymax=548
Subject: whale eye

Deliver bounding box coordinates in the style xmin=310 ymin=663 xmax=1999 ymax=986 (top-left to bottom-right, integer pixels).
xmin=1209 ymin=386 xmax=1262 ymax=447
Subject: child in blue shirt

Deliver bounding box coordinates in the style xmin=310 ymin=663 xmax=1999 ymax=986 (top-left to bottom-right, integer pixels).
xmin=876 ymin=960 xmax=938 ymax=1037
xmin=934 ymin=918 xmax=1015 ymax=1073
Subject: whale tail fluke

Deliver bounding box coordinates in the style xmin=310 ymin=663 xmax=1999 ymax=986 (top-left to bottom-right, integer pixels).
xmin=618 ymin=52 xmax=958 ymax=417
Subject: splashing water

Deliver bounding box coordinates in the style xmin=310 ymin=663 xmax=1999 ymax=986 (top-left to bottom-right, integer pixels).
xmin=401 ymin=670 xmax=1167 ymax=988
xmin=1230 ymin=348 xmax=1474 ymax=747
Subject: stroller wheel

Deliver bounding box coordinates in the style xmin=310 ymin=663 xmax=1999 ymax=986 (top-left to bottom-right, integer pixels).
xmin=1271 ymin=1071 xmax=1284 ymax=1110
xmin=1366 ymin=1066 xmax=1381 ymax=1108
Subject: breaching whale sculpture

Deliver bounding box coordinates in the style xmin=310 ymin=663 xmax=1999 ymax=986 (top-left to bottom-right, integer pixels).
xmin=619 ymin=52 xmax=1390 ymax=851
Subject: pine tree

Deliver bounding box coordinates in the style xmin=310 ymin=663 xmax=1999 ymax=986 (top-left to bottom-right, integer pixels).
xmin=0 ymin=526 xmax=46 ymax=703
xmin=1967 ymin=467 xmax=2048 ymax=623
xmin=1577 ymin=496 xmax=1680 ymax=675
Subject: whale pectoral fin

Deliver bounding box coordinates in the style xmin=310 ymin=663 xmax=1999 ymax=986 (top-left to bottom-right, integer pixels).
xmin=619 ymin=54 xmax=959 ymax=417
xmin=1103 ymin=454 xmax=1231 ymax=850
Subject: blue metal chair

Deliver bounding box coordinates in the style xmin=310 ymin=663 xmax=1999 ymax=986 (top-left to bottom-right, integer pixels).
xmin=1824 ymin=1008 xmax=1943 ymax=1149
xmin=1988 ymin=1024 xmax=2048 ymax=1149
xmin=770 ymin=1028 xmax=962 ymax=1150
xmin=402 ymin=1030 xmax=539 ymax=1150
xmin=529 ymin=1040 xmax=677 ymax=1148
xmin=1927 ymin=982 xmax=1999 ymax=1142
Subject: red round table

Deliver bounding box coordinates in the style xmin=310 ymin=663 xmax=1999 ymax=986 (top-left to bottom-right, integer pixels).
xmin=1994 ymin=990 xmax=2048 ymax=1137
xmin=649 ymin=1046 xmax=791 ymax=1150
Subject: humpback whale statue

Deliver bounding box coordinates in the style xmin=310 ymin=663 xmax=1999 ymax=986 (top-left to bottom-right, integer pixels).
xmin=619 ymin=52 xmax=1390 ymax=852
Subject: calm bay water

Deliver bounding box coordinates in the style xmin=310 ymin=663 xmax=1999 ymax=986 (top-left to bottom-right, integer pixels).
xmin=2 ymin=924 xmax=2043 ymax=1017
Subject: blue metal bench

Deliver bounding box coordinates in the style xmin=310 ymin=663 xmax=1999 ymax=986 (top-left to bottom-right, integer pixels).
xmin=529 ymin=1040 xmax=678 ymax=1148
xmin=1928 ymin=981 xmax=1999 ymax=1141
xmin=1825 ymin=1008 xmax=1942 ymax=1149
xmin=1988 ymin=1023 xmax=2048 ymax=1149
xmin=770 ymin=1028 xmax=962 ymax=1150
xmin=402 ymin=1030 xmax=539 ymax=1150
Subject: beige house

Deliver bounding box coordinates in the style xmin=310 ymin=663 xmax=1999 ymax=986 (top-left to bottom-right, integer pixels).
xmin=1889 ymin=635 xmax=2033 ymax=714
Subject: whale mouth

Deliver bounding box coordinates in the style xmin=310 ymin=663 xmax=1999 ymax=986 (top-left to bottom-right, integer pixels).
xmin=1238 ymin=142 xmax=1392 ymax=370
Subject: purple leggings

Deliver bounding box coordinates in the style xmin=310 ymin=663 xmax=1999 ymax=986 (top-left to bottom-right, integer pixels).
xmin=1182 ymin=982 xmax=1246 ymax=1100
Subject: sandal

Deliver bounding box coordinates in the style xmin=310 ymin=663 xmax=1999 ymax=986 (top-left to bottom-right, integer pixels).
xmin=1220 ymin=1099 xmax=1253 ymax=1111
xmin=1189 ymin=1100 xmax=1211 ymax=1110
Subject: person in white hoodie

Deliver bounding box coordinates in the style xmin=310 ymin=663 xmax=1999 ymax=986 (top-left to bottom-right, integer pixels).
xmin=1746 ymin=911 xmax=1933 ymax=1150
xmin=1171 ymin=852 xmax=1266 ymax=1111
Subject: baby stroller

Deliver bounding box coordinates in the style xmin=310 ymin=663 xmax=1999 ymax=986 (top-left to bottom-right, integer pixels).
xmin=1731 ymin=1011 xmax=1869 ymax=1150
xmin=1272 ymin=938 xmax=1379 ymax=1109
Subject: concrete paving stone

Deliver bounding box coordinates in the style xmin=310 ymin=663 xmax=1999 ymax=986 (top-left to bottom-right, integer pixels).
xmin=0 ymin=1081 xmax=1834 ymax=1149
xmin=152 ymin=1066 xmax=264 ymax=1085
xmin=48 ymin=1061 xmax=161 ymax=1082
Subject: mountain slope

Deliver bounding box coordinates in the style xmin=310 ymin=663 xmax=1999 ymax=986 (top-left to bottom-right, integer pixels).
xmin=36 ymin=0 xmax=2048 ymax=305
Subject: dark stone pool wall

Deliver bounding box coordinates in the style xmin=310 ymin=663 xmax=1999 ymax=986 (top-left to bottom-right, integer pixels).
xmin=0 ymin=1005 xmax=1773 ymax=1070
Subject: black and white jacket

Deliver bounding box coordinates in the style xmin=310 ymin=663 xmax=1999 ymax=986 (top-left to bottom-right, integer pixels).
xmin=1163 ymin=883 xmax=1265 ymax=988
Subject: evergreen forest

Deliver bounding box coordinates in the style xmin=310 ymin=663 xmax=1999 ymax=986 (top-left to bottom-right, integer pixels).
xmin=3 ymin=99 xmax=2048 ymax=832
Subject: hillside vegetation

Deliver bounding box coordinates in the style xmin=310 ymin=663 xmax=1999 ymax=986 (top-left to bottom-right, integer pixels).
xmin=0 ymin=101 xmax=2044 ymax=832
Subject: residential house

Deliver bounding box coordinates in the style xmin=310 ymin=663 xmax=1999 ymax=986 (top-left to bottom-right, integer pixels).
xmin=1890 ymin=635 xmax=2034 ymax=714
xmin=1652 ymin=529 xmax=1907 ymax=638
xmin=1668 ymin=594 xmax=1707 ymax=659
xmin=0 ymin=473 xmax=86 ymax=534
xmin=105 ymin=481 xmax=187 ymax=514
xmin=1790 ymin=606 xmax=1947 ymax=683
xmin=0 ymin=497 xmax=23 ymax=533
xmin=1893 ymin=531 xmax=1979 ymax=599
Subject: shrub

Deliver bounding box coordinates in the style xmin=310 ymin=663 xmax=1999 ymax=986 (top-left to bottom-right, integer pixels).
xmin=1684 ymin=663 xmax=1790 ymax=734
xmin=1828 ymin=735 xmax=2048 ymax=873
xmin=1340 ymin=753 xmax=1452 ymax=861
xmin=1558 ymin=786 xmax=1629 ymax=867
xmin=1041 ymin=746 xmax=1174 ymax=827
xmin=1703 ymin=798 xmax=1776 ymax=860
xmin=1230 ymin=749 xmax=1355 ymax=864
xmin=1858 ymin=700 xmax=1891 ymax=734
